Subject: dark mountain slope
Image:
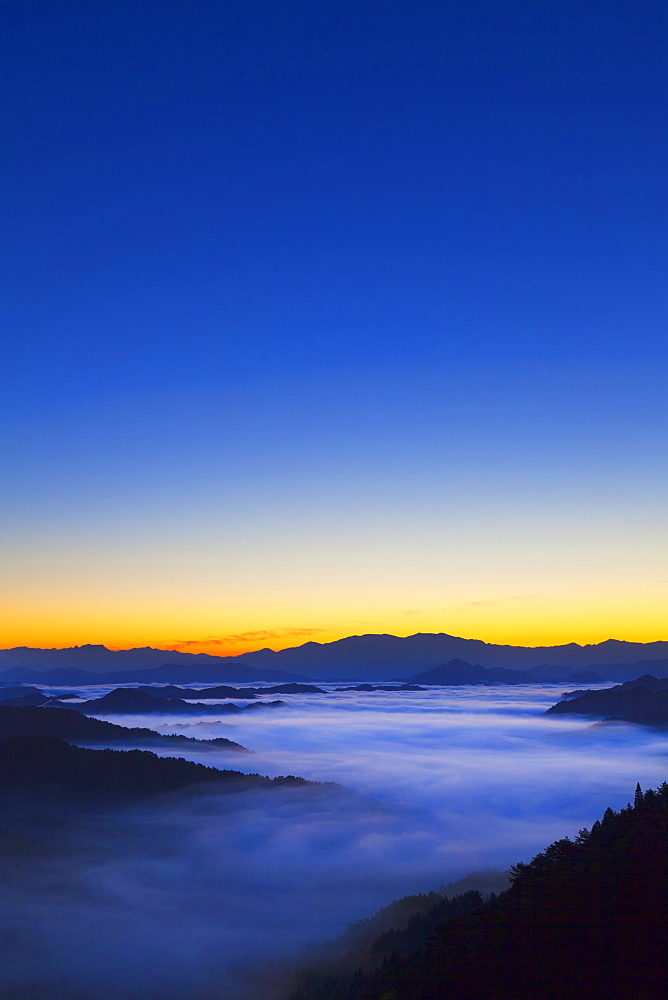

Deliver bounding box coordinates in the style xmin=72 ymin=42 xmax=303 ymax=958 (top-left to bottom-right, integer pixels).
xmin=406 ymin=658 xmax=530 ymax=685
xmin=135 ymin=682 xmax=324 ymax=698
xmin=0 ymin=686 xmax=44 ymax=700
xmin=0 ymin=706 xmax=248 ymax=751
xmin=77 ymin=687 xmax=285 ymax=715
xmin=0 ymin=736 xmax=305 ymax=801
xmin=404 ymin=659 xmax=604 ymax=685
xmin=291 ymin=783 xmax=667 ymax=1000
xmin=0 ymin=661 xmax=307 ymax=685
xmin=135 ymin=684 xmax=256 ymax=699
xmin=0 ymin=645 xmax=307 ymax=680
xmin=335 ymin=683 xmax=426 ymax=691
xmin=546 ymin=676 xmax=668 ymax=727
xmin=567 ymin=658 xmax=668 ymax=683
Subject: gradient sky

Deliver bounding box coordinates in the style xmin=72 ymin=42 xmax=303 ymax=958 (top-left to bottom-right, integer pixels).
xmin=1 ymin=1 xmax=666 ymax=654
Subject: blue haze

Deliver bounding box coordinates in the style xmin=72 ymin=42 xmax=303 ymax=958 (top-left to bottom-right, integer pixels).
xmin=3 ymin=683 xmax=666 ymax=998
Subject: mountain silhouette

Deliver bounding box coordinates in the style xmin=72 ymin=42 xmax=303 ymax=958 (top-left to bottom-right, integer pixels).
xmin=1 ymin=637 xmax=667 ymax=682
xmin=404 ymin=659 xmax=604 ymax=686
xmin=405 ymin=659 xmax=524 ymax=685
xmin=0 ymin=659 xmax=307 ymax=685
xmin=237 ymin=634 xmax=668 ymax=680
xmin=0 ymin=706 xmax=248 ymax=751
xmin=546 ymin=675 xmax=668 ymax=728
xmin=0 ymin=736 xmax=305 ymax=801
xmin=291 ymin=782 xmax=668 ymax=1000
xmin=75 ymin=687 xmax=285 ymax=715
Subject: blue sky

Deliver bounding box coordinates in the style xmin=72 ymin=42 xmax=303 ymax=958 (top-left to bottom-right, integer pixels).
xmin=1 ymin=0 xmax=666 ymax=650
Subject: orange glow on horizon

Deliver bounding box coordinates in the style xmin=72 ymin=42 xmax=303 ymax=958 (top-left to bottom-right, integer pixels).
xmin=3 ymin=614 xmax=667 ymax=657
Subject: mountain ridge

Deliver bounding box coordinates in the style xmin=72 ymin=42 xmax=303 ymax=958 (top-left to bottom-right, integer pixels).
xmin=1 ymin=635 xmax=667 ymax=682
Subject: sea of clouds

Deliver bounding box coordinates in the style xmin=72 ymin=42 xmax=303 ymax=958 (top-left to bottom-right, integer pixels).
xmin=2 ymin=683 xmax=667 ymax=999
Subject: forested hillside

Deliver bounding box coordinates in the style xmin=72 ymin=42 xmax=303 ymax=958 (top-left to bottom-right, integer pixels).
xmin=0 ymin=736 xmax=305 ymax=801
xmin=290 ymin=782 xmax=667 ymax=1000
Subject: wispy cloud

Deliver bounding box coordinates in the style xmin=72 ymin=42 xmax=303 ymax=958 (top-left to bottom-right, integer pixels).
xmin=165 ymin=628 xmax=326 ymax=651
xmin=171 ymin=637 xmax=228 ymax=647
xmin=230 ymin=628 xmax=325 ymax=643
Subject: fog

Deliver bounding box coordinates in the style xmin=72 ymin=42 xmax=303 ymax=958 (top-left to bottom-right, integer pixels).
xmin=2 ymin=684 xmax=667 ymax=998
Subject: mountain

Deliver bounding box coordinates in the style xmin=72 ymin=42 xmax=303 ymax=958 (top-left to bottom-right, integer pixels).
xmin=98 ymin=662 xmax=310 ymax=683
xmin=247 ymin=682 xmax=325 ymax=694
xmin=0 ymin=686 xmax=53 ymax=707
xmin=0 ymin=682 xmax=325 ymax=714
xmin=76 ymin=687 xmax=285 ymax=715
xmin=134 ymin=684 xmax=257 ymax=699
xmin=546 ymin=675 xmax=668 ymax=728
xmin=0 ymin=666 xmax=102 ymax=685
xmin=335 ymin=683 xmax=426 ymax=691
xmin=0 ymin=736 xmax=306 ymax=802
xmin=406 ymin=658 xmax=531 ymax=685
xmin=1 ymin=637 xmax=666 ymax=683
xmin=0 ymin=649 xmax=308 ymax=682
xmin=121 ymin=682 xmax=322 ymax=699
xmin=561 ymin=658 xmax=668 ymax=683
xmin=564 ymin=669 xmax=606 ymax=684
xmin=405 ymin=658 xmax=488 ymax=684
xmin=525 ymin=665 xmax=604 ymax=683
xmin=0 ymin=691 xmax=70 ymax=707
xmin=523 ymin=663 xmax=576 ymax=681
xmin=291 ymin=782 xmax=668 ymax=1000
xmin=238 ymin=634 xmax=668 ymax=680
xmin=0 ymin=705 xmax=248 ymax=751
xmin=404 ymin=659 xmax=604 ymax=686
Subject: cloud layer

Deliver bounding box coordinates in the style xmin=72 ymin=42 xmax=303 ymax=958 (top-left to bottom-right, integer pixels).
xmin=3 ymin=683 xmax=667 ymax=998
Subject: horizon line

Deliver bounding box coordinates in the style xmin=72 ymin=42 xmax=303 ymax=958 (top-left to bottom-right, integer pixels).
xmin=2 ymin=631 xmax=668 ymax=658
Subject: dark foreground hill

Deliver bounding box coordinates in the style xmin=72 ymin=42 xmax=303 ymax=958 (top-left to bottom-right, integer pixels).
xmin=290 ymin=783 xmax=668 ymax=1000
xmin=0 ymin=706 xmax=248 ymax=751
xmin=546 ymin=675 xmax=668 ymax=727
xmin=0 ymin=736 xmax=307 ymax=802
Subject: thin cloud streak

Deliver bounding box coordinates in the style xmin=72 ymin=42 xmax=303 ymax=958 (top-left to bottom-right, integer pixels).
xmin=165 ymin=628 xmax=326 ymax=651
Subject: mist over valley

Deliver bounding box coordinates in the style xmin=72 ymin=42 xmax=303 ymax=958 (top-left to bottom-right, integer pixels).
xmin=2 ymin=679 xmax=666 ymax=998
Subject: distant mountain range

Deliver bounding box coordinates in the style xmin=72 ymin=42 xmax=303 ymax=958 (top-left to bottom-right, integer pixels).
xmin=1 ymin=635 xmax=667 ymax=683
xmin=404 ymin=658 xmax=605 ymax=686
xmin=0 ymin=647 xmax=306 ymax=683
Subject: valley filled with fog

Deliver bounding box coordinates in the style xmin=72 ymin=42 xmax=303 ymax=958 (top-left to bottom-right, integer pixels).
xmin=3 ymin=683 xmax=667 ymax=1000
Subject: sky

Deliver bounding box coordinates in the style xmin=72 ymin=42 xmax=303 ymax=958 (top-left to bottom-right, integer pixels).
xmin=1 ymin=0 xmax=666 ymax=654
